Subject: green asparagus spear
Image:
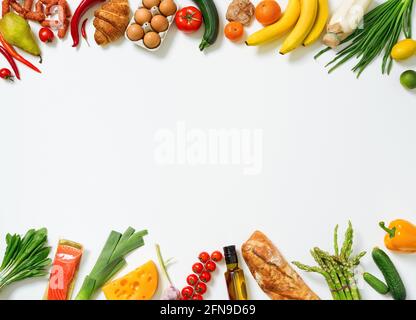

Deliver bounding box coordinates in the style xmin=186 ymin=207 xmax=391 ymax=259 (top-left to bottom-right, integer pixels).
xmin=293 ymin=222 xmax=365 ymax=301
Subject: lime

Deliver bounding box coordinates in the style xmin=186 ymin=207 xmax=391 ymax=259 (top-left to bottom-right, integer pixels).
xmin=400 ymin=70 xmax=416 ymax=89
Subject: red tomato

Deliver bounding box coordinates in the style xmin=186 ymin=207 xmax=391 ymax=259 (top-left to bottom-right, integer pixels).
xmin=198 ymin=252 xmax=210 ymax=263
xmin=199 ymin=271 xmax=211 ymax=283
xmin=205 ymin=260 xmax=216 ymax=272
xmin=192 ymin=293 xmax=204 ymax=300
xmin=181 ymin=286 xmax=194 ymax=299
xmin=211 ymin=251 xmax=223 ymax=262
xmin=192 ymin=262 xmax=204 ymax=274
xmin=38 ymin=27 xmax=55 ymax=43
xmin=186 ymin=274 xmax=199 ymax=286
xmin=175 ymin=6 xmax=202 ymax=33
xmin=194 ymin=281 xmax=207 ymax=294
xmin=0 ymin=68 xmax=13 ymax=81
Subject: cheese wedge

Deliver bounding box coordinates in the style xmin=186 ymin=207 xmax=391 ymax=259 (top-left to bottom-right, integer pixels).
xmin=102 ymin=260 xmax=158 ymax=300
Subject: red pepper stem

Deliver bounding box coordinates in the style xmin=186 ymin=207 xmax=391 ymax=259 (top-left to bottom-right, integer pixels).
xmin=379 ymin=221 xmax=396 ymax=238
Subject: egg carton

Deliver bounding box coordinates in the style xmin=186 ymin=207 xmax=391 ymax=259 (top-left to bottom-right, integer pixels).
xmin=126 ymin=3 xmax=176 ymax=52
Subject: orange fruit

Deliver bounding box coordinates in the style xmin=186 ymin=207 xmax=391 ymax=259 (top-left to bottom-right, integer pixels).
xmin=224 ymin=21 xmax=244 ymax=41
xmin=255 ymin=0 xmax=282 ymax=26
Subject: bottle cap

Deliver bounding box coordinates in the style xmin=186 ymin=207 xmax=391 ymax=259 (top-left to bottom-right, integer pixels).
xmin=223 ymin=245 xmax=238 ymax=264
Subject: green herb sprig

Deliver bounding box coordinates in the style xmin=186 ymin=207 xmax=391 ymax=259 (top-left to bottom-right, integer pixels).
xmin=0 ymin=228 xmax=51 ymax=291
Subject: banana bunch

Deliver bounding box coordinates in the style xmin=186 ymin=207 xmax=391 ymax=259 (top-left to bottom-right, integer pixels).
xmin=246 ymin=0 xmax=329 ymax=54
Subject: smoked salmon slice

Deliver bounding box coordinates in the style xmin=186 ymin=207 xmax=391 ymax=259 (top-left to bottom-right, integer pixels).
xmin=46 ymin=240 xmax=83 ymax=300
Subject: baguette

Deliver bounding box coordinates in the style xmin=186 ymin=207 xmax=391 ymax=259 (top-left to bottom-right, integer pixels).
xmin=242 ymin=231 xmax=319 ymax=300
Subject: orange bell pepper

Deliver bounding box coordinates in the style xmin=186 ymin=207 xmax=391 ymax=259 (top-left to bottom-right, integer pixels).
xmin=379 ymin=220 xmax=416 ymax=253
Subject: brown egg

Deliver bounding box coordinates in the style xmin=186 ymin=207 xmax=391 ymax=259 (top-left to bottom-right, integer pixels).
xmin=159 ymin=0 xmax=177 ymax=16
xmin=142 ymin=0 xmax=160 ymax=9
xmin=143 ymin=32 xmax=161 ymax=49
xmin=134 ymin=8 xmax=152 ymax=25
xmin=151 ymin=15 xmax=169 ymax=32
xmin=126 ymin=24 xmax=145 ymax=41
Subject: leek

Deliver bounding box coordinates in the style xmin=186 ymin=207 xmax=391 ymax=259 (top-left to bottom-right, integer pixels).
xmin=75 ymin=227 xmax=148 ymax=300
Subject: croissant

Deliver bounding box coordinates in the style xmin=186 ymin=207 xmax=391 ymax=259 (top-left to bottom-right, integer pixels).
xmin=93 ymin=0 xmax=130 ymax=46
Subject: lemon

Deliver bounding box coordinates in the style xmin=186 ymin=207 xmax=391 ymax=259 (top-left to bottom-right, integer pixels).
xmin=391 ymin=39 xmax=416 ymax=61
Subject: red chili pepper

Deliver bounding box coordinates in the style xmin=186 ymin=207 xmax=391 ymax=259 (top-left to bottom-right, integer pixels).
xmin=71 ymin=0 xmax=105 ymax=47
xmin=81 ymin=18 xmax=90 ymax=46
xmin=0 ymin=45 xmax=20 ymax=80
xmin=0 ymin=32 xmax=41 ymax=74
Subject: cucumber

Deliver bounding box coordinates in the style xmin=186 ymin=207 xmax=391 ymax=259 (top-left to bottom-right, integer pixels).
xmin=372 ymin=247 xmax=406 ymax=300
xmin=193 ymin=0 xmax=219 ymax=51
xmin=363 ymin=272 xmax=389 ymax=294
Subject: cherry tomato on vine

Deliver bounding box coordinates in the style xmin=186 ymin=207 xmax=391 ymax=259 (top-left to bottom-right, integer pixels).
xmin=198 ymin=252 xmax=210 ymax=263
xmin=187 ymin=274 xmax=199 ymax=286
xmin=194 ymin=281 xmax=207 ymax=294
xmin=192 ymin=262 xmax=204 ymax=274
xmin=205 ymin=260 xmax=217 ymax=272
xmin=0 ymin=68 xmax=13 ymax=81
xmin=175 ymin=6 xmax=202 ymax=33
xmin=39 ymin=27 xmax=55 ymax=43
xmin=192 ymin=293 xmax=204 ymax=300
xmin=181 ymin=286 xmax=194 ymax=299
xmin=199 ymin=271 xmax=211 ymax=283
xmin=211 ymin=251 xmax=223 ymax=262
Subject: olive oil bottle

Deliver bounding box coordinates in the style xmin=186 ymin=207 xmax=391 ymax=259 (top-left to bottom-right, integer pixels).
xmin=223 ymin=245 xmax=248 ymax=300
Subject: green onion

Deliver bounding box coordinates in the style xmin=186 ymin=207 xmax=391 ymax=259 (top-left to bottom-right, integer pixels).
xmin=75 ymin=227 xmax=148 ymax=300
xmin=316 ymin=0 xmax=414 ymax=77
xmin=0 ymin=228 xmax=51 ymax=291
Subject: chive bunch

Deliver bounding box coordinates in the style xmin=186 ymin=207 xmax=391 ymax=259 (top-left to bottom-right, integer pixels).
xmin=317 ymin=0 xmax=414 ymax=77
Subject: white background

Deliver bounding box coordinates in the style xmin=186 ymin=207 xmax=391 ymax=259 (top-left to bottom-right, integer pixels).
xmin=0 ymin=0 xmax=416 ymax=300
